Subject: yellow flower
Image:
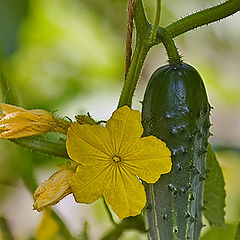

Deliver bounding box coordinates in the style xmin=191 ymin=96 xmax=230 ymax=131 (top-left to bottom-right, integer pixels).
xmin=0 ymin=103 xmax=70 ymax=138
xmin=33 ymin=168 xmax=74 ymax=211
xmin=66 ymin=106 xmax=172 ymax=220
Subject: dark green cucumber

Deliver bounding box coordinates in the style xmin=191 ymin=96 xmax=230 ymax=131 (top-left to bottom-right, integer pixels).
xmin=142 ymin=63 xmax=210 ymax=240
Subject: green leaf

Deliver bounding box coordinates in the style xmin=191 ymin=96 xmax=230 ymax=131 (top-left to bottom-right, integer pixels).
xmin=203 ymin=143 xmax=226 ymax=226
xmin=201 ymin=224 xmax=236 ymax=240
xmin=235 ymin=222 xmax=240 ymax=240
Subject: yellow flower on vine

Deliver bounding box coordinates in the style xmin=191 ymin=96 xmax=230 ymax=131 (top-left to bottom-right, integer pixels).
xmin=0 ymin=103 xmax=70 ymax=138
xmin=66 ymin=106 xmax=172 ymax=220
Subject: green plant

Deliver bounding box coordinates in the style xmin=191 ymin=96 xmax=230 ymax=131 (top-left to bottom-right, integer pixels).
xmin=0 ymin=0 xmax=240 ymax=239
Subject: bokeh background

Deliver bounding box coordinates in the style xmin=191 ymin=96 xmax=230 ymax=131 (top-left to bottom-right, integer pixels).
xmin=0 ymin=0 xmax=240 ymax=239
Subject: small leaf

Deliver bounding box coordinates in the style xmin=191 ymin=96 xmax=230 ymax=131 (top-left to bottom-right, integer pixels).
xmin=201 ymin=224 xmax=236 ymax=240
xmin=203 ymin=143 xmax=226 ymax=226
xmin=235 ymin=222 xmax=240 ymax=240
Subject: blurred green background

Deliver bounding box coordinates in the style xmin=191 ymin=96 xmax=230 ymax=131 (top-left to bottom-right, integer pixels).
xmin=0 ymin=0 xmax=240 ymax=239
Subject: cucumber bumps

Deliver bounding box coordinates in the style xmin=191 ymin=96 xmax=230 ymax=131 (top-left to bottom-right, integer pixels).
xmin=142 ymin=63 xmax=210 ymax=240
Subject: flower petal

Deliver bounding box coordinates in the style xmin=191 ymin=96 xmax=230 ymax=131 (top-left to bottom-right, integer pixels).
xmin=0 ymin=111 xmax=53 ymax=138
xmin=103 ymin=166 xmax=146 ymax=220
xmin=0 ymin=103 xmax=70 ymax=137
xmin=66 ymin=123 xmax=113 ymax=165
xmin=70 ymin=164 xmax=112 ymax=203
xmin=122 ymin=136 xmax=172 ymax=183
xmin=0 ymin=103 xmax=26 ymax=114
xmin=106 ymin=106 xmax=143 ymax=155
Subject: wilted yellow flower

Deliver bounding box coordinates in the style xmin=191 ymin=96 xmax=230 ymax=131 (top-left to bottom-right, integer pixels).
xmin=67 ymin=106 xmax=172 ymax=220
xmin=33 ymin=168 xmax=74 ymax=211
xmin=0 ymin=103 xmax=70 ymax=138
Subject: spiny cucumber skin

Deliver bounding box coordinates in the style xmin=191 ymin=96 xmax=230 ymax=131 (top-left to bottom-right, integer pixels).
xmin=142 ymin=63 xmax=210 ymax=240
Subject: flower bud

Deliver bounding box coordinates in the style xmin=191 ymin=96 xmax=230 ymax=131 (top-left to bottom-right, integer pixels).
xmin=0 ymin=103 xmax=70 ymax=138
xmin=33 ymin=168 xmax=74 ymax=211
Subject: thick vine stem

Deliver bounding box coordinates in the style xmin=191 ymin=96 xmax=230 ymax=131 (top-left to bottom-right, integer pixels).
xmin=165 ymin=0 xmax=240 ymax=39
xmin=118 ymin=41 xmax=150 ymax=108
xmin=118 ymin=0 xmax=151 ymax=108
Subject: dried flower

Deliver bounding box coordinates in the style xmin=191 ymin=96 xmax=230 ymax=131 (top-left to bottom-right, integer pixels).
xmin=33 ymin=168 xmax=74 ymax=211
xmin=0 ymin=103 xmax=70 ymax=138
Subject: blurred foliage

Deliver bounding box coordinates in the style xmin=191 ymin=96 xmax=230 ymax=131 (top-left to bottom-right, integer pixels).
xmin=1 ymin=0 xmax=124 ymax=110
xmin=201 ymin=224 xmax=237 ymax=240
xmin=236 ymin=222 xmax=240 ymax=240
xmin=0 ymin=216 xmax=15 ymax=240
xmin=36 ymin=210 xmax=60 ymax=240
xmin=0 ymin=0 xmax=240 ymax=239
xmin=0 ymin=0 xmax=29 ymax=58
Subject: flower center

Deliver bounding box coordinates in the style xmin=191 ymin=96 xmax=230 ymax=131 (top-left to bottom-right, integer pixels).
xmin=112 ymin=155 xmax=121 ymax=163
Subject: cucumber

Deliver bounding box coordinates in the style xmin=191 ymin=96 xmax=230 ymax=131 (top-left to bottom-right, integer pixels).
xmin=142 ymin=63 xmax=210 ymax=240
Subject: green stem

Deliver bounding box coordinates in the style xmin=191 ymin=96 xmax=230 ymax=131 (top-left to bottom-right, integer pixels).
xmin=11 ymin=135 xmax=69 ymax=159
xmin=158 ymin=27 xmax=182 ymax=65
xmin=118 ymin=40 xmax=150 ymax=108
xmin=165 ymin=0 xmax=240 ymax=39
xmin=117 ymin=0 xmax=151 ymax=108
xmin=151 ymin=0 xmax=161 ymax=42
xmin=51 ymin=210 xmax=76 ymax=240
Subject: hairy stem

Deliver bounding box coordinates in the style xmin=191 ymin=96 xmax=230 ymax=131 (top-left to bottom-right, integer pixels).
xmin=118 ymin=0 xmax=151 ymax=108
xmin=151 ymin=0 xmax=161 ymax=42
xmin=118 ymin=40 xmax=150 ymax=108
xmin=165 ymin=0 xmax=240 ymax=39
xmin=158 ymin=27 xmax=182 ymax=65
